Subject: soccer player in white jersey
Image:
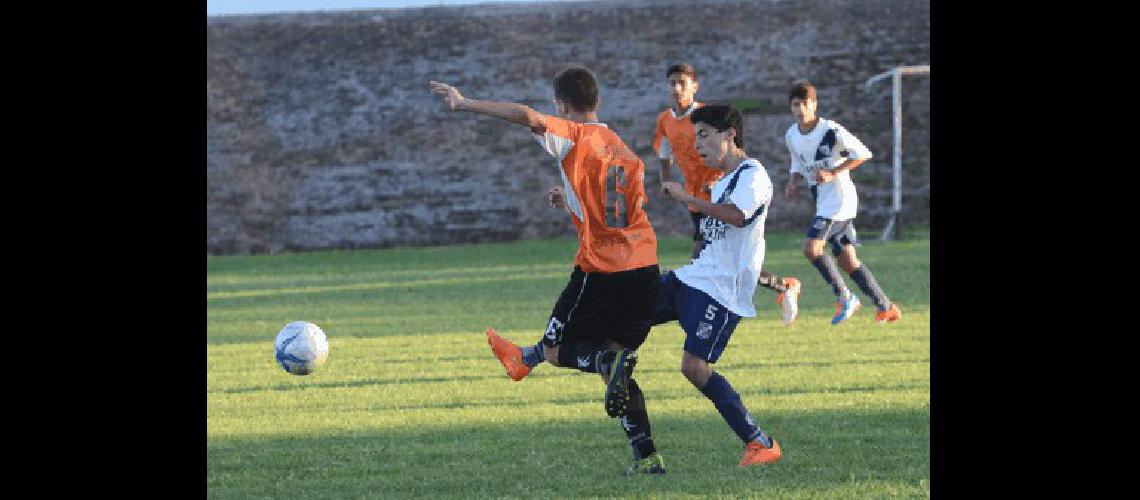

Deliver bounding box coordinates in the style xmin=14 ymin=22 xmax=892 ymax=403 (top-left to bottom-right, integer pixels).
xmin=655 ymin=103 xmax=783 ymax=467
xmin=653 ymin=63 xmax=802 ymax=326
xmin=783 ymin=81 xmax=902 ymax=325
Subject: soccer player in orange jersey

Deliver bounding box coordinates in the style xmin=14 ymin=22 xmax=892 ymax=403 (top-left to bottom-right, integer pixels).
xmin=653 ymin=63 xmax=803 ymax=326
xmin=430 ymin=66 xmax=665 ymax=475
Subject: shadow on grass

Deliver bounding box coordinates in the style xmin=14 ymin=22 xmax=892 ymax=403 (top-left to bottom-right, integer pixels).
xmin=208 ymin=408 xmax=929 ymax=498
xmin=211 ymin=357 xmax=928 ymax=395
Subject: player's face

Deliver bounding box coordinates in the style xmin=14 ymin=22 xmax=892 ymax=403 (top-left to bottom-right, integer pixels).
xmin=667 ymin=73 xmax=698 ymax=107
xmin=790 ymin=97 xmax=817 ymax=124
xmin=552 ymin=98 xmax=568 ymax=118
xmin=693 ymin=122 xmax=730 ymax=167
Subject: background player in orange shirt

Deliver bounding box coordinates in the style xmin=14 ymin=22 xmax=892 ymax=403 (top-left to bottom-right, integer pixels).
xmin=653 ymin=63 xmax=803 ymax=326
xmin=430 ymin=66 xmax=666 ymax=475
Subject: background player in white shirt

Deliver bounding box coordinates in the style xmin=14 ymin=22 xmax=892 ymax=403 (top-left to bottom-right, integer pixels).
xmin=783 ymin=81 xmax=902 ymax=325
xmin=657 ymin=103 xmax=783 ymax=467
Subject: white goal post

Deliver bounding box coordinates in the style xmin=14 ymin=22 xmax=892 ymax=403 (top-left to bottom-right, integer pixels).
xmin=864 ymin=65 xmax=929 ymax=241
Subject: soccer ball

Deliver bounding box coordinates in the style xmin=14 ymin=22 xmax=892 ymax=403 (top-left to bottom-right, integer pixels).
xmin=274 ymin=321 xmax=329 ymax=375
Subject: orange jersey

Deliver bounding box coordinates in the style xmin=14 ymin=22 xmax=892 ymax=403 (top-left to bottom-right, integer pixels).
xmin=652 ymin=102 xmax=725 ymax=212
xmin=535 ymin=116 xmax=658 ymax=273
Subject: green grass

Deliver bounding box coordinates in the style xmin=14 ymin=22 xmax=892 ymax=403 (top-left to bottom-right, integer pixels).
xmin=208 ymin=230 xmax=930 ymax=498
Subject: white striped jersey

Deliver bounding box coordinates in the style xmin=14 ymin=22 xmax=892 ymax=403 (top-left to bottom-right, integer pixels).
xmin=674 ymin=158 xmax=772 ymax=318
xmin=785 ymin=118 xmax=872 ymax=221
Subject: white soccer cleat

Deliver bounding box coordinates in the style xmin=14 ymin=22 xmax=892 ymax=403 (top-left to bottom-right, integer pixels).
xmin=777 ymin=277 xmax=801 ymax=326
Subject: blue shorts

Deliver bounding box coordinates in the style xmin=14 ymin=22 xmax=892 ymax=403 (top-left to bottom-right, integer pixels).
xmin=805 ymin=216 xmax=859 ymax=257
xmin=651 ymin=272 xmax=742 ymax=363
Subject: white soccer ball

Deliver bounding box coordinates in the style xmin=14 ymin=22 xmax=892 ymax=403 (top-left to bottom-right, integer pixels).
xmin=274 ymin=321 xmax=329 ymax=375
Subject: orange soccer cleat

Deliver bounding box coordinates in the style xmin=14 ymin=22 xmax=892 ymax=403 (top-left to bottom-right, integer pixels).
xmin=739 ymin=439 xmax=782 ymax=467
xmin=486 ymin=327 xmax=531 ymax=381
xmin=875 ymin=304 xmax=902 ymax=323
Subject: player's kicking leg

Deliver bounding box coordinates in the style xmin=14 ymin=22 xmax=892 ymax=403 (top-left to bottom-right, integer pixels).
xmin=485 ymin=266 xmax=593 ymax=381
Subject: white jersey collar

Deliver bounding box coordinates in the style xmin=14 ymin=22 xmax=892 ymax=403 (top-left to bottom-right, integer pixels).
xmin=795 ymin=118 xmax=825 ymax=135
xmin=670 ymin=102 xmax=699 ymax=119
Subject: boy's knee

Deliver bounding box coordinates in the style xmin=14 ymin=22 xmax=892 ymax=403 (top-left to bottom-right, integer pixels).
xmin=839 ymin=250 xmax=861 ymax=272
xmin=681 ymin=357 xmax=710 ymax=388
xmin=803 ymin=246 xmax=823 ymax=260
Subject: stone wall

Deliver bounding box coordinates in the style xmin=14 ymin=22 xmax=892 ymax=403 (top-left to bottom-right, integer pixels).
xmin=207 ymin=0 xmax=930 ymax=254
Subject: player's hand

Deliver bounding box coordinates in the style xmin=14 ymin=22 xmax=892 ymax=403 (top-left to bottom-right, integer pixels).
xmin=816 ymin=169 xmax=836 ymax=183
xmin=784 ymin=183 xmax=797 ymax=201
xmin=547 ymin=186 xmax=566 ymax=209
xmin=429 ymin=81 xmax=465 ymax=110
xmin=662 ymin=181 xmax=687 ymax=202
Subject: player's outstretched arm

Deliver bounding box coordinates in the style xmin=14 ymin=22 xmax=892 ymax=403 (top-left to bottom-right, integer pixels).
xmin=429 ymin=81 xmax=547 ymax=134
xmin=663 ymin=181 xmax=746 ymax=227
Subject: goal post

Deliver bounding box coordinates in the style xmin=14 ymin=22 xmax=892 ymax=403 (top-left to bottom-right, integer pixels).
xmin=864 ymin=65 xmax=929 ymax=241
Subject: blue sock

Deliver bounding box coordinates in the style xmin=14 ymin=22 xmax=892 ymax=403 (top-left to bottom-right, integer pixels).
xmin=521 ymin=341 xmax=545 ymax=368
xmin=699 ymin=372 xmax=772 ymax=447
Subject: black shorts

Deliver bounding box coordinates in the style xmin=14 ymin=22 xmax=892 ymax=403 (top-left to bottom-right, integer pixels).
xmin=542 ymin=264 xmax=660 ymax=351
xmin=690 ymin=212 xmax=705 ymax=242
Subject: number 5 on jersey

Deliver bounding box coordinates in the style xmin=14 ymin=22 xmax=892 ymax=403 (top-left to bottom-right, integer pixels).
xmin=705 ymin=304 xmax=718 ymax=321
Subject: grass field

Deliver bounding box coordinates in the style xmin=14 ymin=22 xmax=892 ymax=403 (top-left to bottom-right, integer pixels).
xmin=207 ymin=229 xmax=930 ymax=498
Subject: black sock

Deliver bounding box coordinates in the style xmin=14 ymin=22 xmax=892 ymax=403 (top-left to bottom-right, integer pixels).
xmin=850 ymin=265 xmax=892 ymax=311
xmin=757 ymin=269 xmax=787 ymax=293
xmin=556 ymin=342 xmax=613 ymax=374
xmin=811 ymin=255 xmax=849 ymax=299
xmin=619 ymin=378 xmax=656 ymax=459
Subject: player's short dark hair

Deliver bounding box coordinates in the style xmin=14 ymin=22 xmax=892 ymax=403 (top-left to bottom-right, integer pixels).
xmin=666 ymin=63 xmax=698 ymax=81
xmin=690 ymin=104 xmax=744 ymax=149
xmin=553 ymin=66 xmax=599 ymax=112
xmin=789 ymin=81 xmax=817 ymax=102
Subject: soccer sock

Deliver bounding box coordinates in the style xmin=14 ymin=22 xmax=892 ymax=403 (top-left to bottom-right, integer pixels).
xmin=619 ymin=378 xmax=656 ymax=459
xmin=520 ymin=341 xmax=545 ymax=368
xmin=699 ymin=372 xmax=773 ymax=447
xmin=811 ymin=255 xmax=849 ymax=299
xmin=757 ymin=269 xmax=787 ymax=293
xmin=556 ymin=342 xmax=613 ymax=374
xmin=850 ymin=265 xmax=892 ymax=311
